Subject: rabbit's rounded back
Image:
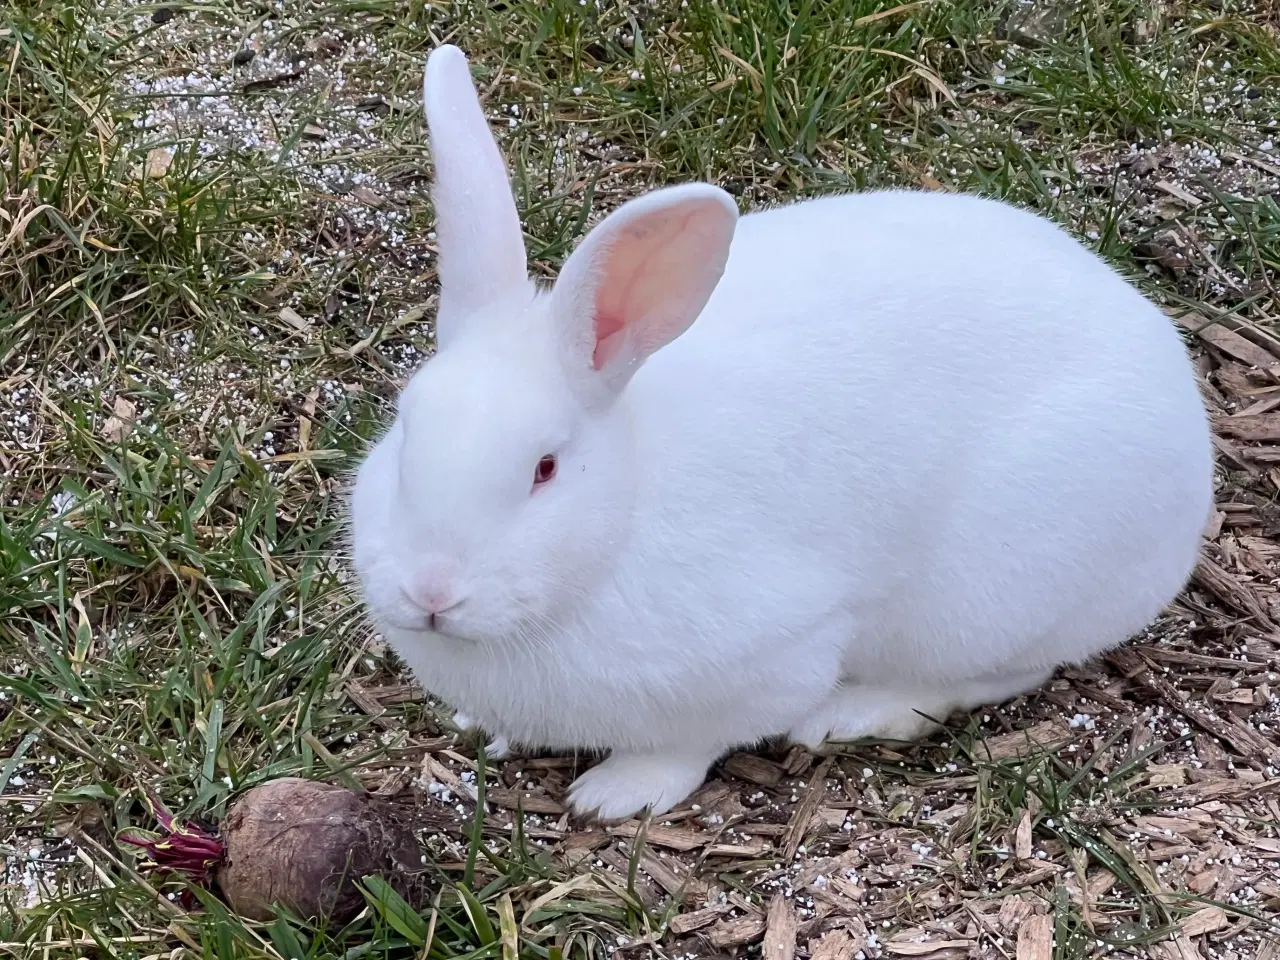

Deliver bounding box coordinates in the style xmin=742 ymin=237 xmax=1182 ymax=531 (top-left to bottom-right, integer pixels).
xmin=645 ymin=188 xmax=1212 ymax=685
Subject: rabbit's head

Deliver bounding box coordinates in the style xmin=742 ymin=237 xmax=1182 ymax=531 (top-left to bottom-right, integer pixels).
xmin=351 ymin=45 xmax=738 ymax=647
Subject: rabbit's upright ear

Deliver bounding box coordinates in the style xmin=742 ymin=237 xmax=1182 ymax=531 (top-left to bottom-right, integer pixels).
xmin=424 ymin=45 xmax=528 ymax=343
xmin=551 ymin=184 xmax=738 ymax=401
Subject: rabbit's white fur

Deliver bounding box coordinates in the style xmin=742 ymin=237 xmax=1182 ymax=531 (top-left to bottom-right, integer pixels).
xmin=351 ymin=45 xmax=1214 ymax=820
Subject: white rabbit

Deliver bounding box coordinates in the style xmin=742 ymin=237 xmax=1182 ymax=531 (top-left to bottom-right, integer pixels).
xmin=351 ymin=44 xmax=1214 ymax=820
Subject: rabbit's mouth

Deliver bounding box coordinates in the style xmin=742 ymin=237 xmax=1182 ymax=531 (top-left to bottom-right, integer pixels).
xmin=419 ymin=610 xmax=487 ymax=646
xmin=374 ymin=606 xmax=478 ymax=645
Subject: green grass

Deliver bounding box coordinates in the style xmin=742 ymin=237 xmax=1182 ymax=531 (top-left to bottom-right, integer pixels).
xmin=4 ymin=0 xmax=1280 ymax=956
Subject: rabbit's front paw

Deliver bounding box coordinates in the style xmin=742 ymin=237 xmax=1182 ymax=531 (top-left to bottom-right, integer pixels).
xmin=567 ymin=751 xmax=715 ymax=821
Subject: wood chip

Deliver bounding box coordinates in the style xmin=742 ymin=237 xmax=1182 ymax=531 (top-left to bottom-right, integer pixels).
xmin=1067 ymin=866 xmax=1116 ymax=909
xmin=1112 ymin=651 xmax=1280 ymax=766
xmin=1145 ymin=648 xmax=1268 ymax=672
xmin=708 ymin=915 xmax=767 ymax=949
xmin=639 ymin=851 xmax=700 ymax=898
xmin=486 ymin=788 xmax=564 ymax=816
xmin=372 ymin=768 xmax=412 ymax=796
xmin=1191 ymin=556 xmax=1276 ymax=629
xmin=1154 ymin=180 xmax=1203 ymax=207
xmin=885 ymin=940 xmax=977 ymax=956
xmin=593 ymin=846 xmax=661 ymax=908
xmin=668 ymin=904 xmax=732 ymax=936
xmin=1003 ymin=861 xmax=1066 ymax=891
xmin=722 ymin=753 xmax=784 ymax=787
xmin=1014 ymin=809 xmax=1033 ymax=860
xmin=1145 ymin=764 xmax=1189 ymax=788
xmin=980 ymin=720 xmax=1072 ymax=761
xmin=420 ymin=755 xmax=475 ymax=803
xmin=706 ymin=840 xmax=773 ymax=858
xmin=1016 ymin=914 xmax=1053 ymax=960
xmin=1160 ymin=937 xmax=1202 ymax=960
xmin=808 ymin=929 xmax=858 ymax=960
xmin=1132 ymin=815 xmax=1211 ymax=843
xmin=1232 ymin=394 xmax=1280 ymax=417
xmin=279 ymin=306 xmax=310 ymax=332
xmin=997 ymin=895 xmax=1034 ymax=934
xmin=1224 ymin=149 xmax=1280 ymax=178
xmin=1216 ymin=412 xmax=1280 ymax=441
xmin=369 ymin=683 xmax=425 ymax=704
xmin=345 ymin=681 xmax=392 ymax=729
xmin=1198 ymin=324 xmax=1280 ymax=368
xmin=1213 ymin=687 xmax=1257 ymax=705
xmin=762 ymin=894 xmax=798 ymax=960
xmin=608 ymin=823 xmax=707 ymax=852
xmin=784 ymin=758 xmax=832 ymax=860
xmin=1180 ymin=906 xmax=1228 ymax=937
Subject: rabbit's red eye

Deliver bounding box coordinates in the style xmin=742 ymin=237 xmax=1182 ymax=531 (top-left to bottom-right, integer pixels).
xmin=534 ymin=454 xmax=557 ymax=486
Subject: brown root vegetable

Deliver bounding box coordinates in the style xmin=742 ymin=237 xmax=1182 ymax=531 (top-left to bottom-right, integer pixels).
xmin=216 ymin=777 xmax=427 ymax=923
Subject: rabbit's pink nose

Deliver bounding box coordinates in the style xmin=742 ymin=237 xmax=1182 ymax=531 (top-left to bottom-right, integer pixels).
xmin=403 ymin=562 xmax=462 ymax=616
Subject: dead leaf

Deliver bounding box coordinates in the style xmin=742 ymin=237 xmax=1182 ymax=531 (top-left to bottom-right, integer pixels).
xmin=144 ymin=147 xmax=173 ymax=179
xmin=102 ymin=395 xmax=137 ymax=442
xmin=1127 ymin=152 xmax=1166 ymax=176
xmin=351 ymin=186 xmax=386 ymax=209
xmin=1133 ymin=240 xmax=1190 ymax=276
xmin=298 ymin=386 xmax=318 ymax=452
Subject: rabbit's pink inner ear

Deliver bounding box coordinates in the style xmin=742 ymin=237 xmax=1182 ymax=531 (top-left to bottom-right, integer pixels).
xmin=592 ymin=313 xmax=627 ymax=370
xmin=585 ymin=202 xmax=733 ymax=371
